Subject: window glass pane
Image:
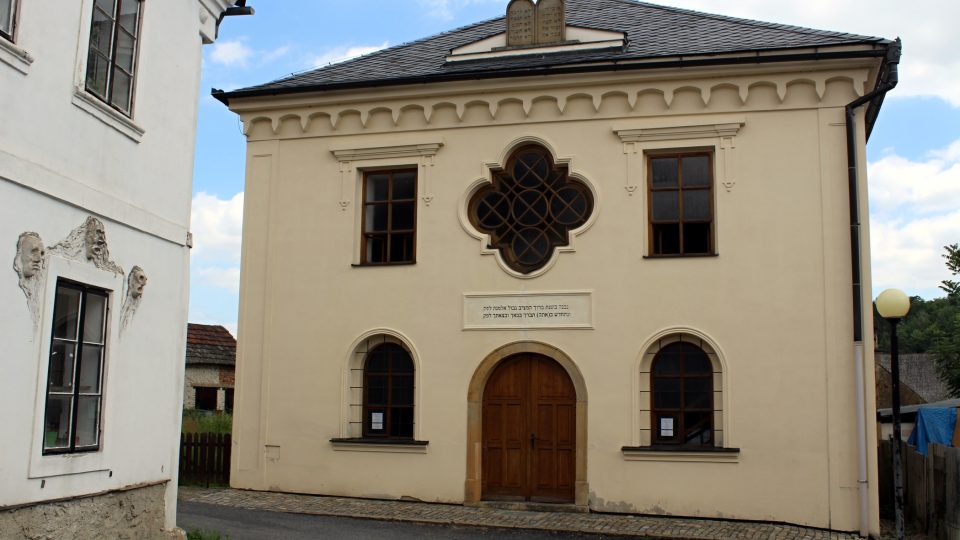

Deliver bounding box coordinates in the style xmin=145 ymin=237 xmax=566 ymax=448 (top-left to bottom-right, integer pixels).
xmin=89 ymin=8 xmax=113 ymax=54
xmin=79 ymin=345 xmax=103 ymax=394
xmin=95 ymin=0 xmax=115 ymax=15
xmin=44 ymin=396 xmax=73 ymax=450
xmin=85 ymin=52 xmax=110 ymax=99
xmin=365 ymin=204 xmax=388 ymax=232
xmin=683 ymin=223 xmax=711 ymax=254
xmin=391 ymin=353 xmax=413 ymax=373
xmin=48 ymin=342 xmax=77 ymax=392
xmin=75 ymin=396 xmax=101 ymax=447
xmin=365 ymin=235 xmax=386 ymax=263
xmin=652 ymin=223 xmax=680 ymax=255
xmin=118 ymin=0 xmax=139 ymax=35
xmin=551 ymin=186 xmax=589 ymax=226
xmin=366 ymin=376 xmax=387 ymax=405
xmin=476 ymin=191 xmax=509 ymax=229
xmin=366 ymin=348 xmax=389 ymax=372
xmin=0 ymin=0 xmax=13 ymax=36
xmin=195 ymin=387 xmax=217 ymax=410
xmin=653 ymin=378 xmax=680 ymax=408
xmin=683 ymin=388 xmax=712 ymax=409
xmin=514 ymin=150 xmax=548 ymax=188
xmin=683 ymin=411 xmax=712 ymax=444
xmin=651 ymin=191 xmax=679 ymax=221
xmin=392 ymin=407 xmax=414 ymax=438
xmin=682 ymin=346 xmax=712 ymax=373
xmin=366 ymin=175 xmax=389 ymax=202
xmin=53 ymin=287 xmax=81 ymax=340
xmin=115 ymin=29 xmax=136 ymax=72
xmin=391 ymin=203 xmax=415 ymax=231
xmin=682 ymin=156 xmax=711 ymax=187
xmin=652 ymin=349 xmax=681 ymax=374
xmin=83 ymin=294 xmax=107 ymax=343
xmin=651 ymin=158 xmax=679 ymax=188
xmin=110 ymin=68 xmax=132 ymax=112
xmin=683 ymin=190 xmax=711 ymax=221
xmin=392 ymin=376 xmax=414 ymax=406
xmin=390 ymin=234 xmax=414 ymax=262
xmin=392 ymin=172 xmax=416 ymax=199
xmin=512 ymin=227 xmax=549 ymax=266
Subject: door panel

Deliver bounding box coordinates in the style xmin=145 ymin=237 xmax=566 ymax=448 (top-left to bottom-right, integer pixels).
xmin=482 ymin=354 xmax=576 ymax=502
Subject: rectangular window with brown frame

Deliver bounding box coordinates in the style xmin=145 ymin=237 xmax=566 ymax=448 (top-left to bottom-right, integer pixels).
xmin=0 ymin=0 xmax=18 ymax=41
xmin=85 ymin=0 xmax=143 ymax=116
xmin=648 ymin=153 xmax=714 ymax=256
xmin=361 ymin=168 xmax=418 ymax=265
xmin=43 ymin=280 xmax=109 ymax=455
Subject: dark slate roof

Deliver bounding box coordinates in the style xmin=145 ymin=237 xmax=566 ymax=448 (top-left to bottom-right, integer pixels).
xmin=216 ymin=0 xmax=890 ymax=102
xmin=877 ymin=353 xmax=953 ymax=404
xmin=186 ymin=324 xmax=236 ymax=367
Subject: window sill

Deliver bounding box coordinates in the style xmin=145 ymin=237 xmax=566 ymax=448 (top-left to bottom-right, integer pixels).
xmin=351 ymin=261 xmax=417 ymax=268
xmin=621 ymin=446 xmax=739 ymax=463
xmin=0 ymin=37 xmax=33 ymax=74
xmin=330 ymin=438 xmax=429 ymax=453
xmin=643 ymin=253 xmax=719 ymax=260
xmin=71 ymin=89 xmax=144 ymax=143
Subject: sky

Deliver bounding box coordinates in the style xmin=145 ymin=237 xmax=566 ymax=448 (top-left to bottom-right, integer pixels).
xmin=189 ymin=0 xmax=960 ymax=336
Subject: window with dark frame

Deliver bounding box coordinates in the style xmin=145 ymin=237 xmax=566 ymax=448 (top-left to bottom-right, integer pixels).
xmin=648 ymin=153 xmax=714 ymax=256
xmin=362 ymin=343 xmax=414 ymax=439
xmin=194 ymin=387 xmax=218 ymax=411
xmin=43 ymin=281 xmax=109 ymax=455
xmin=651 ymin=340 xmax=714 ymax=447
xmin=0 ymin=0 xmax=18 ymax=41
xmin=224 ymin=388 xmax=234 ymax=412
xmin=468 ymin=144 xmax=594 ymax=274
xmin=361 ymin=169 xmax=418 ymax=265
xmin=85 ymin=0 xmax=143 ymax=116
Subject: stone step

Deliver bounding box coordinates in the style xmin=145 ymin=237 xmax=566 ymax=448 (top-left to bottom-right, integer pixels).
xmin=471 ymin=500 xmax=589 ymax=514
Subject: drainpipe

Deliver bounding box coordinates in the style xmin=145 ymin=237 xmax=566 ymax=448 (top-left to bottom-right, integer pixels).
xmin=844 ymin=38 xmax=900 ymax=539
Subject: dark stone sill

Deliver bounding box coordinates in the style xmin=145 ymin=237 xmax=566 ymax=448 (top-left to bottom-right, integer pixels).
xmin=351 ymin=262 xmax=417 ymax=268
xmin=643 ymin=253 xmax=719 ymax=260
xmin=621 ymin=446 xmax=740 ymax=453
xmin=330 ymin=438 xmax=429 ymax=446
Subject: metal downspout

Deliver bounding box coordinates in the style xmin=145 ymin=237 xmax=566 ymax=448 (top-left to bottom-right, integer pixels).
xmin=844 ymin=38 xmax=901 ymax=538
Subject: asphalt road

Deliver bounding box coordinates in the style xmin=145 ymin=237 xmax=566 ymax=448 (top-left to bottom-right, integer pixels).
xmin=178 ymin=501 xmax=620 ymax=540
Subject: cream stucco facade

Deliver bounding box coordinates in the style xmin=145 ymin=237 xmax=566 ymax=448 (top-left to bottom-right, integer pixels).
xmin=226 ymin=43 xmax=888 ymax=534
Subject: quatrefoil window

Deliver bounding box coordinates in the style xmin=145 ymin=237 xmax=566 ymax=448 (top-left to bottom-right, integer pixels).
xmin=468 ymin=144 xmax=594 ymax=274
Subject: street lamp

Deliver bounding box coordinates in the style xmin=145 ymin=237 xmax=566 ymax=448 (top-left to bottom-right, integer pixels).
xmin=876 ymin=288 xmax=911 ymax=540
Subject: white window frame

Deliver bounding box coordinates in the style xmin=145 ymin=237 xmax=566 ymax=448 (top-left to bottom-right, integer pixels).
xmin=28 ymin=255 xmax=122 ymax=479
xmin=0 ymin=0 xmax=33 ymax=75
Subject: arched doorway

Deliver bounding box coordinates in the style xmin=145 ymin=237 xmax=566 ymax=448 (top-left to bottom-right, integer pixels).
xmin=482 ymin=353 xmax=576 ymax=503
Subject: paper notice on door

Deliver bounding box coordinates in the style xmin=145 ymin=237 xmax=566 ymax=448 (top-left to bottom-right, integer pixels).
xmin=371 ymin=412 xmax=384 ymax=431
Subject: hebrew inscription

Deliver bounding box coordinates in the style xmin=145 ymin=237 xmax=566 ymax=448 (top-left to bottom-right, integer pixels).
xmin=464 ymin=292 xmax=592 ymax=330
xmin=507 ymin=0 xmax=536 ymax=46
xmin=536 ymin=0 xmax=565 ymax=43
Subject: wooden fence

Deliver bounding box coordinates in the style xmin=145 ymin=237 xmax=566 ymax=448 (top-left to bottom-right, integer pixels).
xmin=180 ymin=432 xmax=231 ymax=487
xmin=879 ymin=440 xmax=960 ymax=539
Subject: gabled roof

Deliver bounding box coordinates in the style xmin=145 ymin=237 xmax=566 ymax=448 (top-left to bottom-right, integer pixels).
xmin=877 ymin=353 xmax=953 ymax=405
xmin=215 ymin=0 xmax=890 ymax=103
xmin=186 ymin=323 xmax=236 ymax=367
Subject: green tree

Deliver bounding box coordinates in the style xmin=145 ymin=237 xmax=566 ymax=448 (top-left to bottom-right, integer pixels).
xmin=934 ymin=244 xmax=960 ymax=396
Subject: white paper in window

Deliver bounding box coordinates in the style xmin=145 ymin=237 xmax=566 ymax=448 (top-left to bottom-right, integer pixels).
xmin=371 ymin=412 xmax=384 ymax=431
xmin=660 ymin=417 xmax=674 ymax=437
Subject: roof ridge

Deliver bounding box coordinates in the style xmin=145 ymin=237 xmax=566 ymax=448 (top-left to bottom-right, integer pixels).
xmin=610 ymin=0 xmax=876 ymax=41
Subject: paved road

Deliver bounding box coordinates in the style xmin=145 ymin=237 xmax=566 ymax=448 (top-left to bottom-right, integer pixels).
xmin=179 ymin=501 xmax=621 ymax=540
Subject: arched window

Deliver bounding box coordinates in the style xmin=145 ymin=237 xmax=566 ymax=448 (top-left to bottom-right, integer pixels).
xmin=651 ymin=340 xmax=714 ymax=446
xmin=363 ymin=343 xmax=414 ymax=439
xmin=469 ymin=144 xmax=593 ymax=274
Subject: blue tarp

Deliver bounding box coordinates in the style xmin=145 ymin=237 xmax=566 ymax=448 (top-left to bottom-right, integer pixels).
xmin=907 ymin=407 xmax=957 ymax=456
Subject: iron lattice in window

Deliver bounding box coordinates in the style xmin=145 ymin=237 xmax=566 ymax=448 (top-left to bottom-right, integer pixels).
xmin=469 ymin=144 xmax=593 ymax=274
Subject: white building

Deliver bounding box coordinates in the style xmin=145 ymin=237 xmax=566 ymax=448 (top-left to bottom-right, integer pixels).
xmin=0 ymin=1 xmax=250 ymax=537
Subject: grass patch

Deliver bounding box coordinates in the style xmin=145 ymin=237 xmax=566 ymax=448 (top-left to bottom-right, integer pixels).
xmin=182 ymin=410 xmax=232 ymax=435
xmin=186 ymin=529 xmax=228 ymax=540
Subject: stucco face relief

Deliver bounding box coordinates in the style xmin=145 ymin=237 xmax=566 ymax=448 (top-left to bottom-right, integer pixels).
xmin=12 ymin=232 xmax=46 ymax=325
xmin=120 ymin=265 xmax=147 ymax=332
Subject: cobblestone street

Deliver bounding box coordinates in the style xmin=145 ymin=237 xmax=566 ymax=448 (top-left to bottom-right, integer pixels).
xmin=179 ymin=487 xmax=860 ymax=539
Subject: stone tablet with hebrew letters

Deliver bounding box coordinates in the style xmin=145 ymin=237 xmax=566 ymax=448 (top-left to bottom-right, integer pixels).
xmin=537 ymin=0 xmax=566 ymax=44
xmin=507 ymin=0 xmax=536 ymax=46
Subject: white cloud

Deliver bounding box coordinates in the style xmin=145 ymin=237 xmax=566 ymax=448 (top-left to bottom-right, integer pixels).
xmin=662 ymin=0 xmax=960 ymax=106
xmin=310 ymin=42 xmax=390 ymax=68
xmin=191 ymin=192 xmax=244 ymax=265
xmin=194 ymin=267 xmax=241 ymax=291
xmin=869 ymin=138 xmax=960 ymax=296
xmin=210 ymin=40 xmax=253 ymax=67
xmin=262 ymin=45 xmax=292 ymax=63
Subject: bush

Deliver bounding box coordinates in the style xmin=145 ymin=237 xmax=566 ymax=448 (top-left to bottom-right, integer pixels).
xmin=187 ymin=530 xmax=227 ymax=540
xmin=182 ymin=411 xmax=232 ymax=434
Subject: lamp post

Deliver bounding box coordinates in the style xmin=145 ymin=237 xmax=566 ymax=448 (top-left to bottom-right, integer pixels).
xmin=876 ymin=288 xmax=911 ymax=540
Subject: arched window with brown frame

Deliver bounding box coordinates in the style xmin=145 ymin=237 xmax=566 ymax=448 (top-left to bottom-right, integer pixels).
xmin=468 ymin=144 xmax=593 ymax=274
xmin=362 ymin=343 xmax=414 ymax=439
xmin=650 ymin=340 xmax=714 ymax=446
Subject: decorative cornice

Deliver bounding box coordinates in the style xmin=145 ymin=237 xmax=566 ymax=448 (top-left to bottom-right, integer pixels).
xmin=331 ymin=143 xmax=443 ymax=162
xmin=615 ymin=122 xmax=744 ymax=143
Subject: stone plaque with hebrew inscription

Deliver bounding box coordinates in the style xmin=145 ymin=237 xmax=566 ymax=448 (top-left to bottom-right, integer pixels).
xmin=507 ymin=0 xmax=536 ymax=46
xmin=536 ymin=0 xmax=565 ymax=43
xmin=463 ymin=291 xmax=593 ymax=330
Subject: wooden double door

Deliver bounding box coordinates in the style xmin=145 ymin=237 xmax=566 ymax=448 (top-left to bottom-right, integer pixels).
xmin=482 ymin=354 xmax=576 ymax=503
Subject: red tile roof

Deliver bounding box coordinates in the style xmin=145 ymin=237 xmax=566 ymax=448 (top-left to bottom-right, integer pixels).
xmin=186 ymin=324 xmax=236 ymax=366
